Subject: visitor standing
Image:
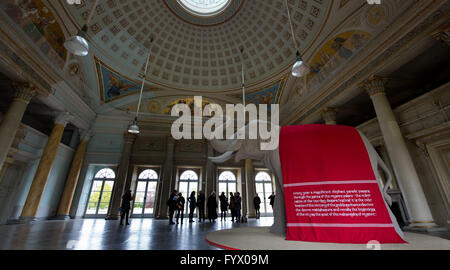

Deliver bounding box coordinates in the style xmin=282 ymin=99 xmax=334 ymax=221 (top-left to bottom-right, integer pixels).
xmin=268 ymin=193 xmax=275 ymax=210
xmin=207 ymin=192 xmax=218 ymax=222
xmin=253 ymin=194 xmax=261 ymax=219
xmin=188 ymin=191 xmax=196 ymax=223
xmin=234 ymin=192 xmax=242 ymax=223
xmin=219 ymin=192 xmax=229 ymax=221
xmin=197 ymin=191 xmax=206 ymax=222
xmin=176 ymin=193 xmax=185 ymax=224
xmin=229 ymin=192 xmax=235 ymax=222
xmin=167 ymin=190 xmax=178 ymax=225
xmin=120 ymin=190 xmax=133 ymax=225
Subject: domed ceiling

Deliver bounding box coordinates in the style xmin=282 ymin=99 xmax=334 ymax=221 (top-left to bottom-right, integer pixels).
xmin=65 ymin=0 xmax=331 ymax=95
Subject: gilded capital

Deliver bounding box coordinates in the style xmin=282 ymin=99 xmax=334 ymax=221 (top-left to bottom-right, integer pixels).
xmin=12 ymin=82 xmax=37 ymax=104
xmin=363 ymin=76 xmax=387 ymax=97
xmin=431 ymin=21 xmax=450 ymax=46
xmin=54 ymin=112 xmax=73 ymax=127
xmin=321 ymin=107 xmax=338 ymax=124
xmin=124 ymin=132 xmax=137 ymax=144
xmin=80 ymin=129 xmax=93 ymax=141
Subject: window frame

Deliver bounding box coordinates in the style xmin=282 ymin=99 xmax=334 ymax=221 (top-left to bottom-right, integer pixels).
xmin=84 ymin=167 xmax=116 ymax=218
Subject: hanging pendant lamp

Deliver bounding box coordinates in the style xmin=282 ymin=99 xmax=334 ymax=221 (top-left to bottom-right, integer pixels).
xmin=64 ymin=0 xmax=98 ymax=56
xmin=128 ymin=39 xmax=154 ymax=134
xmin=284 ymin=0 xmax=309 ymax=77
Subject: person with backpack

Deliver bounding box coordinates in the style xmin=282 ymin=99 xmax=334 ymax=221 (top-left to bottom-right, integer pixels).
xmin=176 ymin=192 xmax=185 ymax=225
xmin=167 ymin=190 xmax=178 ymax=225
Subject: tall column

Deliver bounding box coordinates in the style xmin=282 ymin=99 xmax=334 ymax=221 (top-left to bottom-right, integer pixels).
xmin=365 ymin=77 xmax=437 ymax=229
xmin=322 ymin=107 xmax=338 ymax=125
xmin=245 ymin=159 xmax=256 ymax=218
xmin=20 ymin=112 xmax=72 ymax=222
xmin=155 ymin=137 xmax=175 ymax=219
xmin=205 ymin=143 xmax=216 ymax=218
xmin=55 ymin=129 xmax=92 ymax=219
xmin=0 ymin=83 xmax=36 ymax=170
xmin=106 ymin=133 xmax=136 ymax=220
xmin=241 ymin=167 xmax=248 ymax=221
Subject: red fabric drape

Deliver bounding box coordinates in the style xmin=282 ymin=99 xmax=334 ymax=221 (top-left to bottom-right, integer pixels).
xmin=279 ymin=124 xmax=406 ymax=244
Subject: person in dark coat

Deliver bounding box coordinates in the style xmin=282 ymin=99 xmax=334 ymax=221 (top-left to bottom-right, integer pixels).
xmin=167 ymin=190 xmax=178 ymax=225
xmin=219 ymin=192 xmax=229 ymax=221
xmin=234 ymin=192 xmax=242 ymax=223
xmin=197 ymin=191 xmax=206 ymax=222
xmin=229 ymin=192 xmax=235 ymax=222
xmin=268 ymin=193 xmax=275 ymax=210
xmin=188 ymin=191 xmax=196 ymax=223
xmin=207 ymin=192 xmax=218 ymax=222
xmin=253 ymin=194 xmax=261 ymax=219
xmin=176 ymin=193 xmax=185 ymax=225
xmin=120 ymin=190 xmax=133 ymax=225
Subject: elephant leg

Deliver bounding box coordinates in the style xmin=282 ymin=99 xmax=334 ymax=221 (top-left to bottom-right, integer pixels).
xmin=270 ymin=186 xmax=287 ymax=235
xmin=265 ymin=151 xmax=287 ymax=235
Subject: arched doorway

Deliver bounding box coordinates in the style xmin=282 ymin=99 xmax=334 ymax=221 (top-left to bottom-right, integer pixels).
xmin=85 ymin=168 xmax=116 ymax=217
xmin=132 ymin=169 xmax=159 ymax=217
xmin=255 ymin=171 xmax=275 ymax=215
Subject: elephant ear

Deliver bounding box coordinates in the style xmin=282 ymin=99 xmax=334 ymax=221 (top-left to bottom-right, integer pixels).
xmin=209 ymin=151 xmax=235 ymax=163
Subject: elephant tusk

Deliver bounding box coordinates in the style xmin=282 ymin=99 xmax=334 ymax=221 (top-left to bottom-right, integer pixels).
xmin=208 ymin=151 xmax=235 ymax=163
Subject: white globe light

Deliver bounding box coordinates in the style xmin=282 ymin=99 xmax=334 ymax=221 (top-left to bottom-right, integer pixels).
xmin=291 ymin=52 xmax=309 ymax=78
xmin=64 ymin=26 xmax=89 ymax=56
xmin=127 ymin=120 xmax=140 ymax=134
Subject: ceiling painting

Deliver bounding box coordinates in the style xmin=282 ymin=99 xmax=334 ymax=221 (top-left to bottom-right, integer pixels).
xmin=2 ymin=0 xmax=67 ymax=67
xmin=95 ymin=57 xmax=157 ymax=103
xmin=306 ymin=30 xmax=373 ymax=89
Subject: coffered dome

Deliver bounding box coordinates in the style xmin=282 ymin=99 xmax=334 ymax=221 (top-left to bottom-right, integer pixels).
xmin=65 ymin=0 xmax=331 ymax=93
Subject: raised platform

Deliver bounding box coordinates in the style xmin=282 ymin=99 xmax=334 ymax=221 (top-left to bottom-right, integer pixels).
xmin=206 ymin=227 xmax=450 ymax=250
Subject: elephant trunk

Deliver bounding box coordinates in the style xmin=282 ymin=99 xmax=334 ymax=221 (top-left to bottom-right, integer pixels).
xmin=210 ymin=138 xmax=234 ymax=153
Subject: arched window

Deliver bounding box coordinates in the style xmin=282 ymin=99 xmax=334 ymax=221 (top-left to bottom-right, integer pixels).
xmin=133 ymin=169 xmax=159 ymax=216
xmin=86 ymin=168 xmax=116 ymax=216
xmin=94 ymin=168 xmax=116 ymax=179
xmin=138 ymin=169 xmax=158 ymax=180
xmin=178 ymin=170 xmax=199 ymax=213
xmin=255 ymin=171 xmax=275 ymax=214
xmin=180 ymin=170 xmax=199 ymax=181
xmin=218 ymin=170 xmax=237 ymax=198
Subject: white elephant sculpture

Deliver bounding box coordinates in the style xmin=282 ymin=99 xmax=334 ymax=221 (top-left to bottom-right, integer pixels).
xmin=209 ymin=122 xmax=404 ymax=239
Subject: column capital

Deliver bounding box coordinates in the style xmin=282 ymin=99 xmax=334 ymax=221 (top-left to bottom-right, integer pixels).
xmin=124 ymin=132 xmax=137 ymax=144
xmin=167 ymin=136 xmax=175 ymax=146
xmin=321 ymin=107 xmax=338 ymax=125
xmin=431 ymin=21 xmax=450 ymax=46
xmin=54 ymin=112 xmax=73 ymax=126
xmin=363 ymin=76 xmax=388 ymax=97
xmin=80 ymin=129 xmax=93 ymax=141
xmin=12 ymin=82 xmax=37 ymax=104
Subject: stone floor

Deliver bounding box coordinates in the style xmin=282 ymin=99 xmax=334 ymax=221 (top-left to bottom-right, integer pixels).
xmin=0 ymin=217 xmax=274 ymax=250
xmin=0 ymin=217 xmax=448 ymax=250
